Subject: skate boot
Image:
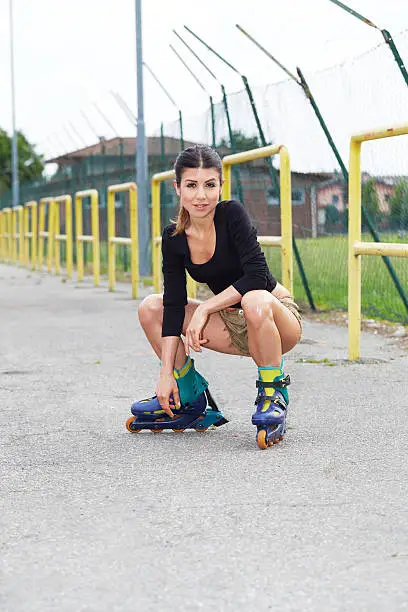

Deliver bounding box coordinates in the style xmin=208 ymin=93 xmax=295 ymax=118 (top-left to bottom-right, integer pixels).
xmin=251 ymin=361 xmax=290 ymax=450
xmin=126 ymin=357 xmax=228 ymax=434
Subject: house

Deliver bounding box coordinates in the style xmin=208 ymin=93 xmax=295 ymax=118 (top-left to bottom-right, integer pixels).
xmin=315 ymin=173 xmax=401 ymax=232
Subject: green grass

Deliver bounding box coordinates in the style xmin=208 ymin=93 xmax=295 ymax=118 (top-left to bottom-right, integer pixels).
xmin=263 ymin=233 xmax=408 ymax=324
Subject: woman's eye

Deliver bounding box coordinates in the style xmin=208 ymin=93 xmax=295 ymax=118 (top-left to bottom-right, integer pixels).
xmin=206 ymin=183 xmax=216 ymax=188
xmin=186 ymin=183 xmax=196 ymax=188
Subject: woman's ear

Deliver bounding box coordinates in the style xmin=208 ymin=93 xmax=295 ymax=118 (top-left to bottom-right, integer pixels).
xmin=173 ymin=179 xmax=180 ymax=197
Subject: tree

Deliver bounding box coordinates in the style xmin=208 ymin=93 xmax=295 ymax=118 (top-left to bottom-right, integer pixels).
xmin=325 ymin=204 xmax=340 ymax=225
xmin=217 ymin=130 xmax=260 ymax=153
xmin=388 ymin=179 xmax=408 ymax=231
xmin=362 ymin=177 xmax=380 ymax=225
xmin=0 ymin=128 xmax=44 ymax=195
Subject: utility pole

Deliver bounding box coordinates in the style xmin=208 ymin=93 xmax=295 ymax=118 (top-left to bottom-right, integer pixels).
xmin=9 ymin=0 xmax=19 ymax=207
xmin=135 ymin=0 xmax=149 ymax=275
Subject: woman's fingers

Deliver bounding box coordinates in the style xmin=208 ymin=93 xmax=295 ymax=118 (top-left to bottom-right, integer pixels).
xmin=158 ymin=394 xmax=174 ymax=418
xmin=172 ymin=385 xmax=181 ymax=410
xmin=184 ymin=328 xmax=209 ymax=352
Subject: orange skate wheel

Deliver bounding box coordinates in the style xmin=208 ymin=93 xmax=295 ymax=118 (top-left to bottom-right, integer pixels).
xmin=194 ymin=427 xmax=208 ymax=432
xmin=256 ymin=429 xmax=268 ymax=450
xmin=126 ymin=416 xmax=141 ymax=433
xmin=172 ymin=428 xmax=185 ymax=432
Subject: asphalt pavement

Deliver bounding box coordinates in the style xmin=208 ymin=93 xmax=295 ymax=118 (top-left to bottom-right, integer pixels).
xmin=1 ymin=263 xmax=407 ymax=612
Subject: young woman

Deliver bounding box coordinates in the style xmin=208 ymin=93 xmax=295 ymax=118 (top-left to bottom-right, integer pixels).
xmin=126 ymin=145 xmax=302 ymax=449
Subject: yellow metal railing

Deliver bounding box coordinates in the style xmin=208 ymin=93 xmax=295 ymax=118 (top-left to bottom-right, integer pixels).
xmin=222 ymin=144 xmax=293 ymax=295
xmin=53 ymin=195 xmax=73 ymax=278
xmin=75 ymin=189 xmax=100 ymax=286
xmin=107 ymin=182 xmax=139 ymax=298
xmin=23 ymin=201 xmax=38 ymax=269
xmin=348 ymin=123 xmax=408 ymax=361
xmin=151 ymin=145 xmax=293 ymax=298
xmin=38 ymin=197 xmax=55 ymax=272
xmin=151 ymin=170 xmax=197 ymax=298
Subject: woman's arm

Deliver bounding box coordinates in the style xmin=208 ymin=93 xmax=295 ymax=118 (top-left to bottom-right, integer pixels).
xmin=158 ymin=227 xmax=186 ymax=414
xmin=160 ymin=336 xmax=180 ymax=374
xmin=156 ymin=336 xmax=181 ymax=417
xmin=161 ymin=226 xmax=187 ymax=337
xmin=226 ymin=200 xmax=277 ymax=295
xmin=183 ymin=285 xmax=242 ymax=354
xmin=199 ymin=285 xmax=242 ymax=315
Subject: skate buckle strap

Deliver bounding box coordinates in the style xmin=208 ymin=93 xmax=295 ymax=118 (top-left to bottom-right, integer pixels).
xmin=256 ymin=374 xmax=291 ymax=389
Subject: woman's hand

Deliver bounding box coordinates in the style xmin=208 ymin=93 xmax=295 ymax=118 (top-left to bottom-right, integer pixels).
xmin=183 ymin=305 xmax=210 ymax=356
xmin=156 ymin=372 xmax=180 ymax=418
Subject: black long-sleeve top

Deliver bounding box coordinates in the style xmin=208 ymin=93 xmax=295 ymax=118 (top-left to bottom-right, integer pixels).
xmin=161 ymin=199 xmax=277 ymax=337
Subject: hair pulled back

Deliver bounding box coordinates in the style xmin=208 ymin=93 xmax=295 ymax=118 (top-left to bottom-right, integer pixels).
xmin=173 ymin=144 xmax=222 ymax=235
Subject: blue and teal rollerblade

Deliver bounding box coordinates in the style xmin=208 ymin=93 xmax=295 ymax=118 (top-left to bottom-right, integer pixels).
xmin=126 ymin=356 xmax=228 ymax=434
xmin=126 ymin=388 xmax=228 ymax=433
xmin=251 ymin=364 xmax=290 ymax=449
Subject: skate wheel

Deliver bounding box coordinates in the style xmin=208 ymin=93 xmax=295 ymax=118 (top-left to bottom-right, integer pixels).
xmin=256 ymin=429 xmax=268 ymax=450
xmin=126 ymin=416 xmax=141 ymax=433
xmin=279 ymin=435 xmax=284 ymax=441
xmin=194 ymin=427 xmax=208 ymax=432
xmin=172 ymin=428 xmax=185 ymax=432
xmin=151 ymin=428 xmax=163 ymax=433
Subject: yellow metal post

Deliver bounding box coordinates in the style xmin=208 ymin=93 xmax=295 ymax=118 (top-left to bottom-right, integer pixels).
xmin=151 ymin=176 xmax=161 ymax=293
xmin=129 ymin=184 xmax=139 ymax=299
xmin=23 ymin=201 xmax=38 ymax=269
xmin=279 ymin=147 xmax=293 ymax=292
xmin=75 ymin=190 xmax=100 ymax=286
xmin=10 ymin=206 xmax=24 ymax=265
xmin=107 ymin=182 xmax=139 ymax=298
xmin=0 ymin=211 xmax=4 ymax=261
xmin=348 ymin=123 xmax=408 ymax=361
xmin=54 ymin=195 xmax=73 ymax=278
xmin=221 ymin=164 xmax=232 ymax=202
xmin=107 ymin=187 xmax=115 ymax=292
xmin=46 ymin=202 xmax=55 ymax=273
xmin=38 ymin=198 xmax=55 ymax=272
xmin=348 ymin=139 xmax=362 ymax=362
xmin=222 ymin=144 xmax=294 ymax=295
xmin=54 ymin=200 xmax=60 ymax=274
xmin=2 ymin=208 xmax=12 ymax=262
xmin=151 ymin=170 xmax=175 ymax=293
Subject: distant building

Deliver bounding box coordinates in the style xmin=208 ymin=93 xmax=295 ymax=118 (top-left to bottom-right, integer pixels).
xmin=44 ymin=137 xmax=402 ymax=238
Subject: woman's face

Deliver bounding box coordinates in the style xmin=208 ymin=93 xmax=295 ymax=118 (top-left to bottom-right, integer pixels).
xmin=174 ymin=166 xmax=222 ymax=220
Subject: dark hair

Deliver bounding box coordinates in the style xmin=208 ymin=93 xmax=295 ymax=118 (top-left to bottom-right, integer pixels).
xmin=173 ymin=145 xmax=222 ymax=234
xmin=174 ymin=144 xmax=222 ymax=185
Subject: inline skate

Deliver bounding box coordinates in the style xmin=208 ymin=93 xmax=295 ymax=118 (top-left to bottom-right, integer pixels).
xmin=126 ymin=387 xmax=228 ymax=433
xmin=252 ymin=370 xmax=290 ymax=449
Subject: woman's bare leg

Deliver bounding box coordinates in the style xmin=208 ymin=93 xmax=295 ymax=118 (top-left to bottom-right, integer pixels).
xmin=138 ymin=294 xmax=242 ymax=369
xmin=241 ymin=290 xmax=301 ymax=367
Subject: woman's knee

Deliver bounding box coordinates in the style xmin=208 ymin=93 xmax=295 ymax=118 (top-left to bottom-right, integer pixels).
xmin=138 ymin=293 xmax=163 ymax=326
xmin=241 ymin=290 xmax=274 ymax=326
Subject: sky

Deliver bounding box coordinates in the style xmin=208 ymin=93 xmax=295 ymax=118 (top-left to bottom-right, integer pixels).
xmin=0 ymin=0 xmax=407 ymax=172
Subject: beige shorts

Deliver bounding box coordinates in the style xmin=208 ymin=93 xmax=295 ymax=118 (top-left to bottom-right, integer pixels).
xmin=218 ymin=294 xmax=302 ymax=357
